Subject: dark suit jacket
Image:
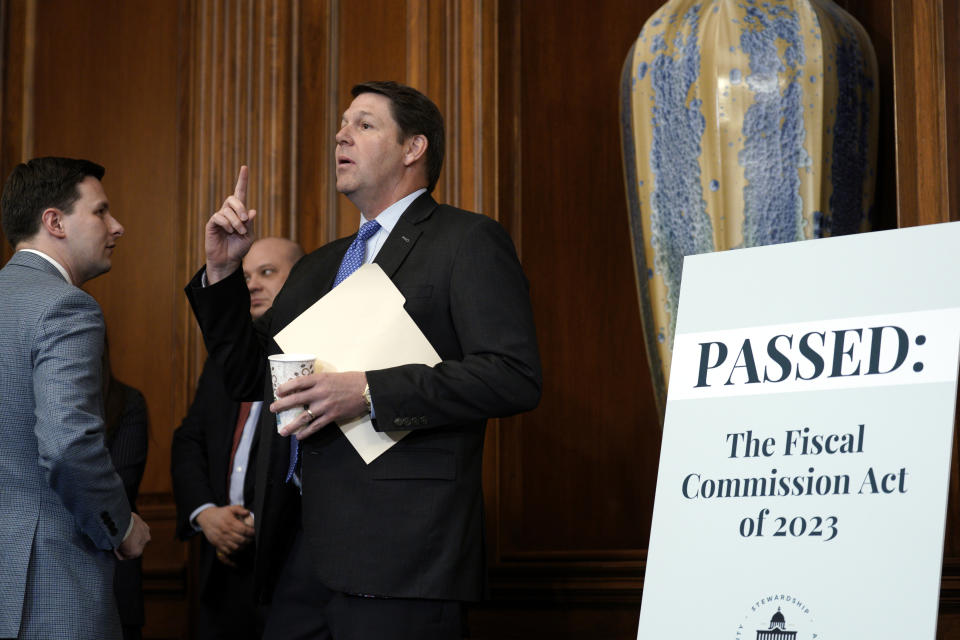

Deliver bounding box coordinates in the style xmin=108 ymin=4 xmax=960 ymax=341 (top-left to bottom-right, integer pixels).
xmin=171 ymin=357 xmax=257 ymax=600
xmin=186 ymin=194 xmax=541 ymax=602
xmin=105 ymin=381 xmax=149 ymax=631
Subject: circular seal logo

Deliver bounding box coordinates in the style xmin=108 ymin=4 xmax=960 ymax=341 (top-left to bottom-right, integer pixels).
xmin=735 ymin=594 xmax=818 ymax=640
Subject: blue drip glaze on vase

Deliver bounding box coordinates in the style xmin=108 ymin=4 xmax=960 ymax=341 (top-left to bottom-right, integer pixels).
xmin=647 ymin=4 xmax=713 ymax=347
xmin=738 ymin=3 xmax=810 ymax=246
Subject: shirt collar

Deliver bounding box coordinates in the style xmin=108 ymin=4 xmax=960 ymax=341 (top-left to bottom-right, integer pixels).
xmin=19 ymin=249 xmax=72 ymax=285
xmin=361 ymin=188 xmax=426 ymax=234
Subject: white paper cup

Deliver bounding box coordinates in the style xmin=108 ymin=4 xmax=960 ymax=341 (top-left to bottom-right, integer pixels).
xmin=268 ymin=353 xmax=317 ymax=433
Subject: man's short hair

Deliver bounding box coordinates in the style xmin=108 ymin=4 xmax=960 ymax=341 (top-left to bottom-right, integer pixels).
xmin=1 ymin=157 xmax=105 ymax=249
xmin=351 ymin=81 xmax=445 ymax=193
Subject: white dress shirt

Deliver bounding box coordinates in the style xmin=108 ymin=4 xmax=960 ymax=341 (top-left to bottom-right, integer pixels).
xmin=190 ymin=401 xmax=262 ymax=528
xmin=20 ymin=249 xmax=72 ymax=284
xmin=362 ymin=188 xmax=426 ymax=263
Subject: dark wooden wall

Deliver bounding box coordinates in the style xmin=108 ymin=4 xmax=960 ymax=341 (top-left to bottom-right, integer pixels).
xmin=0 ymin=0 xmax=190 ymax=634
xmin=0 ymin=1 xmax=957 ymax=638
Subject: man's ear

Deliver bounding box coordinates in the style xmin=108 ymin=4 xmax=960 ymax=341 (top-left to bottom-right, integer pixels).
xmin=403 ymin=134 xmax=428 ymax=167
xmin=40 ymin=208 xmax=67 ymax=239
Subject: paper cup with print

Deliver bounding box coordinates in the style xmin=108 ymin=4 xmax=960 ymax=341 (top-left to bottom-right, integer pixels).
xmin=268 ymin=353 xmax=317 ymax=433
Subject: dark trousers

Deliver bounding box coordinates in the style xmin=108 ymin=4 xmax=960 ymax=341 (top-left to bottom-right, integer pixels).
xmin=195 ymin=547 xmax=264 ymax=640
xmin=263 ymin=530 xmax=463 ymax=640
xmin=121 ymin=624 xmax=142 ymax=640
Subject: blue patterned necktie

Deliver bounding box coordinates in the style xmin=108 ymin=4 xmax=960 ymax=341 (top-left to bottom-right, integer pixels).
xmin=287 ymin=219 xmax=381 ymax=482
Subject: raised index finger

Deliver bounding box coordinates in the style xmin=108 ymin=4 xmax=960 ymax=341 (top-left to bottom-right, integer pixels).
xmin=234 ymin=165 xmax=248 ymax=203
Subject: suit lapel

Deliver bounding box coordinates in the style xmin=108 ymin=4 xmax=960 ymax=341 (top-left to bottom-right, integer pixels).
xmin=268 ymin=192 xmax=437 ymax=332
xmin=269 ymin=242 xmax=347 ymax=330
xmin=317 ymin=251 xmax=342 ymax=296
xmin=374 ymin=192 xmax=437 ymax=278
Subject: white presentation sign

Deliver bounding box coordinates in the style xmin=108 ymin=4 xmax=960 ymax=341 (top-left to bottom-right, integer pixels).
xmin=637 ymin=222 xmax=960 ymax=639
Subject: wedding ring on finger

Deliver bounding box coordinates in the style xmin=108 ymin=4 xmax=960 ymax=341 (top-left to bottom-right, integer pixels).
xmin=304 ymin=407 xmax=316 ymax=422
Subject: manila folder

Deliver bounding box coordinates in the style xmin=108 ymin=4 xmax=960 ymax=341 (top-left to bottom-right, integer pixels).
xmin=273 ymin=263 xmax=441 ymax=463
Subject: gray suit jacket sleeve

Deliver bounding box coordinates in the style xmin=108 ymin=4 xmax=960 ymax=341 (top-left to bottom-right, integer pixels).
xmin=33 ymin=290 xmax=131 ymax=549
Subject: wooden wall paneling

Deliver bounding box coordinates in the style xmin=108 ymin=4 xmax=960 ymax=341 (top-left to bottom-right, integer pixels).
xmin=405 ymin=0 xmax=497 ymax=215
xmin=258 ymin=0 xmax=299 ymax=237
xmin=295 ymin=0 xmax=335 ymax=251
xmin=892 ymin=0 xmax=952 ymax=228
xmin=492 ymin=0 xmax=661 ymax=608
xmin=475 ymin=1 xmax=499 ymax=220
xmin=938 ymin=613 xmax=960 ymax=640
xmin=943 ymin=0 xmax=960 ymax=229
xmin=405 ymin=0 xmax=447 ymax=200
xmin=180 ymin=0 xmax=299 ymax=384
xmin=518 ymin=0 xmax=660 ymax=552
xmin=450 ymin=0 xmax=488 ymax=214
xmin=0 ymin=0 xmax=32 ymax=266
xmin=334 ymin=0 xmax=407 ymax=238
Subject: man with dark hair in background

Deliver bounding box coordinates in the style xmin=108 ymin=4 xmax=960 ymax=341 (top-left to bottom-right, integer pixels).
xmin=0 ymin=157 xmax=151 ymax=640
xmin=173 ymin=237 xmax=304 ymax=639
xmin=187 ymin=81 xmax=541 ymax=639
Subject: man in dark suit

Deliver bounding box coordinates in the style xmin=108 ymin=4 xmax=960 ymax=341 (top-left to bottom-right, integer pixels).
xmin=186 ymin=81 xmax=541 ymax=639
xmin=172 ymin=237 xmax=303 ymax=639
xmin=0 ymin=157 xmax=151 ymax=640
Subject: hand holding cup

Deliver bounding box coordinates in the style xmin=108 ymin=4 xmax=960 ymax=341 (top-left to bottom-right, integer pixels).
xmin=268 ymin=353 xmax=317 ymax=434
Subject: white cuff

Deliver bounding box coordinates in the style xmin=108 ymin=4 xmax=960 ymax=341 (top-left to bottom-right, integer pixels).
xmin=189 ymin=503 xmax=217 ymax=531
xmin=120 ymin=515 xmax=135 ymax=543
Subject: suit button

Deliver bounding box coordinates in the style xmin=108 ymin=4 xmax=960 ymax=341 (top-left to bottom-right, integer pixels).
xmin=101 ymin=511 xmax=118 ymax=535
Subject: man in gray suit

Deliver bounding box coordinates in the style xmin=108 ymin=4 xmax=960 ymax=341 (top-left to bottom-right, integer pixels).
xmin=0 ymin=157 xmax=151 ymax=640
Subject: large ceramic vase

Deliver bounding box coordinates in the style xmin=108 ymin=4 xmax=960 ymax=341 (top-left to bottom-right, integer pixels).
xmin=620 ymin=0 xmax=878 ymax=420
